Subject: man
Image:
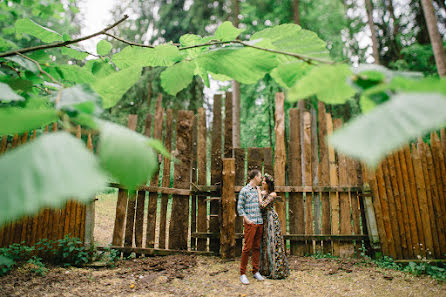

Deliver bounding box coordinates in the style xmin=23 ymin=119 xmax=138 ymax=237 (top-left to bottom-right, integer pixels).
xmin=237 ymin=169 xmax=265 ymax=285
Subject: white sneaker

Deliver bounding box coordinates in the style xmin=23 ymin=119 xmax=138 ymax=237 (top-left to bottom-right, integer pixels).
xmin=253 ymin=272 xmax=265 ymax=281
xmin=240 ymin=274 xmax=250 ymax=285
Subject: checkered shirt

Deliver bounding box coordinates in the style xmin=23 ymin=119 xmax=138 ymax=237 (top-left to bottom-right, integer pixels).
xmin=237 ymin=183 xmax=263 ymax=224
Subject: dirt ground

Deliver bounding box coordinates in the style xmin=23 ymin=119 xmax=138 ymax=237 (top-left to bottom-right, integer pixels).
xmin=1 ymin=255 xmax=445 ymax=297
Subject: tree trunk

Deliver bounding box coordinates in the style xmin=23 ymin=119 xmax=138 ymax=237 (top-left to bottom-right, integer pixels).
xmin=293 ymin=0 xmax=300 ymax=25
xmin=232 ymin=0 xmax=241 ymax=148
xmin=365 ymin=0 xmax=381 ymax=64
xmin=421 ymin=0 xmax=446 ymax=77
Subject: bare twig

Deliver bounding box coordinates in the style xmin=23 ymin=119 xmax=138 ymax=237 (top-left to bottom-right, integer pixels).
xmin=0 ymin=15 xmax=129 ymax=58
xmin=104 ymin=33 xmax=154 ymax=48
xmin=16 ymin=52 xmax=62 ymax=85
xmin=0 ymin=62 xmax=22 ymax=78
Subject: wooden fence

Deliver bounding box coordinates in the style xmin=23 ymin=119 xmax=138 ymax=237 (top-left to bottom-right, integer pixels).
xmin=0 ymin=124 xmax=92 ymax=248
xmin=365 ymin=130 xmax=446 ymax=259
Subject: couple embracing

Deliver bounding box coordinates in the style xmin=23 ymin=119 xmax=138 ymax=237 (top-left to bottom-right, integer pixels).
xmin=237 ymin=169 xmax=290 ymax=285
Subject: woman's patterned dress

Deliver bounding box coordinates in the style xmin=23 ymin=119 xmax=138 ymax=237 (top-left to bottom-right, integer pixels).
xmin=259 ymin=193 xmax=290 ymax=279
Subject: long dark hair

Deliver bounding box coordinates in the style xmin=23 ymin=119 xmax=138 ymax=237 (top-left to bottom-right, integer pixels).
xmin=247 ymin=169 xmax=260 ymax=183
xmin=264 ymin=173 xmax=275 ymax=193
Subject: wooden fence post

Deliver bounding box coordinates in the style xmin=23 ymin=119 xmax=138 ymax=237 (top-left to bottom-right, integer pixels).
xmin=303 ymin=111 xmax=313 ymax=255
xmin=197 ymin=108 xmax=208 ymax=251
xmin=224 ymin=91 xmax=233 ymax=158
xmin=327 ymin=114 xmax=339 ymax=256
xmin=84 ymin=132 xmax=95 ymax=246
xmin=234 ymin=148 xmax=246 ymax=256
xmin=221 ymin=158 xmax=236 ymax=259
xmin=168 ymin=110 xmax=194 ymax=250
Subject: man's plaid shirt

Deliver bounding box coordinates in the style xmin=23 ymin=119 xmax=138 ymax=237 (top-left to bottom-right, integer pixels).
xmin=237 ymin=183 xmax=263 ymax=224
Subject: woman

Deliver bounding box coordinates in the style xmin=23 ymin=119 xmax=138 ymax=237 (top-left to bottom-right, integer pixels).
xmin=257 ymin=173 xmax=290 ymax=279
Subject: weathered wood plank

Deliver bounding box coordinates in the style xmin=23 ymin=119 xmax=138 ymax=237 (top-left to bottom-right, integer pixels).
xmin=210 ymin=95 xmax=222 ymax=254
xmin=224 ymin=91 xmax=233 ymax=158
xmin=303 ymin=111 xmax=313 ymax=255
xmin=234 ymin=148 xmax=245 ymax=256
xmin=168 ymin=110 xmax=194 ymax=250
xmin=311 ymin=107 xmax=320 ymax=251
xmin=197 ymin=108 xmax=208 ymax=252
xmin=348 ymin=159 xmax=361 ymax=256
xmin=191 ymin=113 xmax=198 ymax=250
xmin=329 ymin=115 xmax=340 ymax=256
xmin=221 ymin=158 xmax=236 ymax=259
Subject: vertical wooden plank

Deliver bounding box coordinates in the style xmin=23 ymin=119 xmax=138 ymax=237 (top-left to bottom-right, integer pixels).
xmin=441 ymin=129 xmax=446 ymax=167
xmin=0 ymin=225 xmax=5 ymax=247
xmin=146 ymin=99 xmax=164 ymax=248
xmin=317 ymin=103 xmax=331 ymax=254
xmin=197 ymin=108 xmax=208 ymax=252
xmin=288 ymin=108 xmax=305 ymax=256
xmin=20 ymin=132 xmax=30 ymax=244
xmin=0 ymin=135 xmax=7 ymax=154
xmin=274 ymin=93 xmax=287 ymax=235
xmin=423 ymin=141 xmax=443 ymax=258
xmin=263 ymin=148 xmax=273 ymax=176
xmin=112 ymin=115 xmax=137 ymax=246
xmin=398 ymin=149 xmax=421 ymax=256
xmin=311 ymin=107 xmax=320 ymax=247
xmin=210 ymin=95 xmax=222 ymax=254
xmin=234 ymin=148 xmax=246 ymax=256
xmin=83 ymin=132 xmax=94 ymax=244
xmin=159 ymin=111 xmax=173 ymax=249
xmin=221 ymin=158 xmax=236 ymax=259
xmin=224 ymin=91 xmax=233 ymax=158
xmin=387 ymin=154 xmax=409 ymax=258
xmin=247 ymin=148 xmax=263 ymax=172
xmin=431 ymin=133 xmax=446 ymax=256
xmin=191 ymin=113 xmax=198 ymax=250
xmin=412 ymin=144 xmax=434 ymax=258
xmin=168 ymin=110 xmax=194 ymax=250
xmin=405 ymin=145 xmax=426 ymax=256
xmin=329 ymin=115 xmax=340 ymax=256
xmin=135 ymin=114 xmax=152 ymax=248
xmin=348 ymin=159 xmax=361 ymax=256
xmin=303 ymin=111 xmax=313 ymax=255
xmin=12 ymin=135 xmax=24 ymax=244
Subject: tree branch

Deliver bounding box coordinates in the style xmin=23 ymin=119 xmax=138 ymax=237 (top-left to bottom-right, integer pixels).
xmin=16 ymin=52 xmax=62 ymax=85
xmin=104 ymin=33 xmax=154 ymax=48
xmin=0 ymin=15 xmax=129 ymax=58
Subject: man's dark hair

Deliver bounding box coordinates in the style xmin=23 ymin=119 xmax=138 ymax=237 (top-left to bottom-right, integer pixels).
xmin=247 ymin=169 xmax=261 ymax=183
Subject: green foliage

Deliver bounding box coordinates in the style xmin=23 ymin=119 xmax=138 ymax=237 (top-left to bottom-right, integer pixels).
xmin=15 ymin=18 xmax=63 ymax=43
xmin=215 ymin=21 xmax=244 ymax=42
xmin=160 ymin=60 xmax=196 ymax=95
xmin=0 ymin=107 xmax=58 ymax=136
xmin=0 ymin=82 xmax=24 ymax=102
xmin=96 ymin=40 xmax=112 ymax=56
xmin=0 ymin=132 xmax=108 ymax=225
xmin=26 ymin=256 xmax=48 ymax=276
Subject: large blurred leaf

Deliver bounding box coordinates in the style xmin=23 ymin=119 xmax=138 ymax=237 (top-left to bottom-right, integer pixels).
xmin=215 ymin=21 xmax=244 ymax=41
xmin=112 ymin=44 xmax=181 ymax=69
xmin=197 ymin=47 xmax=277 ymax=84
xmin=364 ymin=76 xmax=446 ymax=97
xmin=179 ymin=34 xmax=204 ymax=59
xmin=270 ymin=61 xmax=312 ymax=88
xmin=15 ymin=18 xmax=63 ymax=43
xmin=92 ymin=66 xmax=142 ymax=108
xmin=84 ymin=60 xmax=116 ymax=78
xmin=98 ymin=120 xmax=157 ymax=190
xmin=0 ymin=132 xmax=107 ymax=225
xmin=61 ymin=46 xmax=88 ymax=60
xmin=52 ymin=65 xmax=96 ymax=84
xmin=329 ymin=93 xmax=446 ymax=166
xmin=288 ymin=64 xmax=355 ymax=103
xmin=0 ymin=106 xmax=58 ymax=136
xmin=5 ymin=56 xmax=39 ymax=73
xmin=55 ymin=85 xmax=102 ymax=115
xmin=0 ymin=82 xmax=24 ymax=102
xmin=250 ymin=24 xmax=330 ymax=63
xmin=96 ymin=40 xmax=112 ymax=56
xmin=161 ymin=60 xmax=195 ymax=95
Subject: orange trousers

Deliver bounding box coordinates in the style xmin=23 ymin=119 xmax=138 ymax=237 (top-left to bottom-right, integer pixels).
xmin=240 ymin=223 xmax=263 ymax=275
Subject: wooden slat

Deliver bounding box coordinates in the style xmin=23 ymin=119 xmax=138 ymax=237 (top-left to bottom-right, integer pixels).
xmin=0 ymin=135 xmax=7 ymax=154
xmin=146 ymin=99 xmax=164 ymax=248
xmin=210 ymin=95 xmax=222 ymax=254
xmin=431 ymin=133 xmax=446 ymax=256
xmin=168 ymin=110 xmax=194 ymax=250
xmin=224 ymin=91 xmax=233 ymax=158
xmin=247 ymin=148 xmax=263 ymax=172
xmin=83 ymin=133 xmax=94 ymax=244
xmin=274 ymin=92 xmax=287 ymax=235
xmin=412 ymin=143 xmax=434 ymax=258
xmin=191 ymin=113 xmax=198 ymax=250
xmin=398 ymin=149 xmax=420 ymax=256
xmin=288 ymin=108 xmax=305 ymax=256
xmin=387 ymin=154 xmax=409 ymax=258
xmin=423 ymin=141 xmax=442 ymax=258
xmin=311 ymin=107 xmax=320 ymax=247
xmin=317 ymin=102 xmax=331 ymax=254
xmin=329 ymin=115 xmax=340 ymax=256
xmin=405 ymin=145 xmax=425 ymax=256
xmin=303 ymin=111 xmax=313 ymax=255
xmin=234 ymin=148 xmax=245 ymax=256
xmin=197 ymin=108 xmax=208 ymax=252
xmin=348 ymin=159 xmax=361 ymax=256
xmin=263 ymin=148 xmax=273 ymax=176
xmin=49 ymin=123 xmax=59 ymax=241
xmin=221 ymin=158 xmax=236 ymax=259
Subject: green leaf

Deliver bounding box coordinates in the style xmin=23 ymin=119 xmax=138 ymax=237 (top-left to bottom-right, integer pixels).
xmin=288 ymin=64 xmax=355 ymax=103
xmin=112 ymin=45 xmax=181 ymax=69
xmin=5 ymin=56 xmax=39 ymax=73
xmin=270 ymin=61 xmax=312 ymax=88
xmin=55 ymin=65 xmax=96 ymax=84
xmin=0 ymin=255 xmax=14 ymax=267
xmin=147 ymin=138 xmax=172 ymax=160
xmin=210 ymin=72 xmax=232 ymax=82
xmin=0 ymin=106 xmax=59 ymax=136
xmin=92 ymin=66 xmax=142 ymax=108
xmin=161 ymin=60 xmax=195 ymax=95
xmin=250 ymin=24 xmax=330 ymax=63
xmin=55 ymin=85 xmax=102 ymax=115
xmin=70 ymin=113 xmax=97 ymax=129
xmin=62 ymin=33 xmax=71 ymax=41
xmin=0 ymin=36 xmax=16 ymax=51
xmin=197 ymin=47 xmax=277 ymax=84
xmin=329 ymin=93 xmax=446 ymax=166
xmin=215 ymin=21 xmax=244 ymax=42
xmin=15 ymin=18 xmax=63 ymax=43
xmin=0 ymin=132 xmax=107 ymax=225
xmin=359 ymin=95 xmax=376 ymax=113
xmin=96 ymin=40 xmax=112 ymax=56
xmin=61 ymin=46 xmax=88 ymax=60
xmin=0 ymin=82 xmax=24 ymax=102
xmin=179 ymin=34 xmax=203 ymax=59
xmin=84 ymin=60 xmax=116 ymax=78
xmin=6 ymin=78 xmax=33 ymax=92
xmin=98 ymin=120 xmax=157 ymax=190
